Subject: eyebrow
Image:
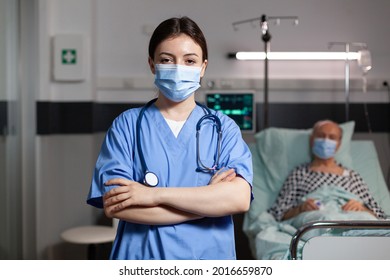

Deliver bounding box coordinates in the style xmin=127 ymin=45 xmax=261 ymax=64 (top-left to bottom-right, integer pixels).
xmin=158 ymin=52 xmax=199 ymax=57
xmin=184 ymin=53 xmax=200 ymax=57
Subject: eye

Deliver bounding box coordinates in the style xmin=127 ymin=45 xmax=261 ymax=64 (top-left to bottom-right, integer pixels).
xmin=185 ymin=59 xmax=196 ymax=65
xmin=160 ymin=57 xmax=173 ymax=64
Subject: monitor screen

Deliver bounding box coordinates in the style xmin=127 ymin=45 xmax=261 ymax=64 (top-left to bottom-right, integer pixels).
xmin=205 ymin=92 xmax=255 ymax=133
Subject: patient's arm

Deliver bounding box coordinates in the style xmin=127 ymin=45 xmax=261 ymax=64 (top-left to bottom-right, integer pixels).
xmin=282 ymin=198 xmax=376 ymax=220
xmin=282 ymin=198 xmax=319 ymax=220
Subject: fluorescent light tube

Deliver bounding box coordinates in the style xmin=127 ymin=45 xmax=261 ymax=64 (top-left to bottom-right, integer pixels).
xmin=234 ymin=52 xmax=360 ymax=60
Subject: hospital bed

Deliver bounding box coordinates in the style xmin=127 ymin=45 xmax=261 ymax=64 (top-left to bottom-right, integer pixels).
xmin=243 ymin=121 xmax=390 ymax=259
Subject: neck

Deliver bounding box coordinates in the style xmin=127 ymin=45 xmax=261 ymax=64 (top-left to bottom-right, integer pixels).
xmin=310 ymin=156 xmax=344 ymax=175
xmin=311 ymin=157 xmax=337 ymax=167
xmin=155 ymin=93 xmax=196 ymax=121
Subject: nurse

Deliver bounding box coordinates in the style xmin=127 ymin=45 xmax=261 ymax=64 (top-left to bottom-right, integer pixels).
xmin=87 ymin=16 xmax=253 ymax=260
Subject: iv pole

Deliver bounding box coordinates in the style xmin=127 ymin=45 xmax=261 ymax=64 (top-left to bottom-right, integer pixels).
xmin=233 ymin=15 xmax=298 ymax=129
xmin=328 ymin=42 xmax=368 ymax=122
xmin=261 ymin=15 xmax=271 ymax=129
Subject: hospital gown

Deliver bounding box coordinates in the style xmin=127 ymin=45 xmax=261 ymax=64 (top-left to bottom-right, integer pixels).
xmin=267 ymin=163 xmax=385 ymax=221
xmin=87 ymin=102 xmax=253 ymax=260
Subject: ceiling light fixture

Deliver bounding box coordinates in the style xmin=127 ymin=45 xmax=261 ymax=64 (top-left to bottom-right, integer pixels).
xmin=228 ymin=51 xmax=360 ymax=61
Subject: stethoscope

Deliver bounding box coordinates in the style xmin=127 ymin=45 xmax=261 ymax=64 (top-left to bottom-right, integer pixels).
xmin=136 ymin=98 xmax=222 ymax=187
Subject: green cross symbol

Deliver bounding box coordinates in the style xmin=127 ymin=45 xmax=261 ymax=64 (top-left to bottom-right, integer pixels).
xmin=61 ymin=49 xmax=77 ymax=64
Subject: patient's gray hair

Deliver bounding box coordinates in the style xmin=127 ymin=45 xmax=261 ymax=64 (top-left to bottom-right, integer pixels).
xmin=312 ymin=120 xmax=343 ymax=139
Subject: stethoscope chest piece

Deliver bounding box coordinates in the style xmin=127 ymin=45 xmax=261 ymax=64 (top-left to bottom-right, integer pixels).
xmin=144 ymin=171 xmax=159 ymax=187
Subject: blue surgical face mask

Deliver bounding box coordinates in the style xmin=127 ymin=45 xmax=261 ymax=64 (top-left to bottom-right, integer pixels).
xmin=312 ymin=138 xmax=338 ymax=159
xmin=154 ymin=64 xmax=202 ymax=102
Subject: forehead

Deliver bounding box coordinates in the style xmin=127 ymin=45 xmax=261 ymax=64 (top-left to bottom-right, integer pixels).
xmin=313 ymin=123 xmax=341 ymax=136
xmin=155 ymin=34 xmax=202 ymax=56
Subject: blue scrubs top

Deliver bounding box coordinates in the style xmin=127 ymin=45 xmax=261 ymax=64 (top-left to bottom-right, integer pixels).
xmin=87 ymin=102 xmax=253 ymax=260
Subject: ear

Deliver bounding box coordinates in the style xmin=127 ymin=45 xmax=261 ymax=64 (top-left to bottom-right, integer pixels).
xmin=200 ymin=59 xmax=208 ymax=78
xmin=148 ymin=57 xmax=155 ymax=74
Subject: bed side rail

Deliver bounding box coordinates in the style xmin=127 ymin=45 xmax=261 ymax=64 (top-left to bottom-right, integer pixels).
xmin=289 ymin=220 xmax=390 ymax=260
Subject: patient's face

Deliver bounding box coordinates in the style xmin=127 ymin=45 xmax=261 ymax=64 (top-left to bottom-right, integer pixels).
xmin=311 ymin=123 xmax=342 ymax=149
xmin=313 ymin=123 xmax=341 ymax=140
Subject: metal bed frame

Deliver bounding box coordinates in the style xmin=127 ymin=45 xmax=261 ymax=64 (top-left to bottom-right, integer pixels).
xmin=289 ymin=220 xmax=390 ymax=260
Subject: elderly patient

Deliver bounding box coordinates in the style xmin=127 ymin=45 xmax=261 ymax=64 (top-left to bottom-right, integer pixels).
xmin=268 ymin=120 xmax=385 ymax=222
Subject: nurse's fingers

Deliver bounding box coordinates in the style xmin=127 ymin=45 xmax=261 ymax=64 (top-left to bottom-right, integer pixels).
xmin=214 ymin=168 xmax=235 ymax=178
xmin=106 ymin=200 xmax=134 ymax=213
xmin=209 ymin=168 xmax=236 ymax=185
xmin=104 ymin=183 xmax=159 ymax=210
xmin=103 ymin=179 xmax=139 ymax=200
xmin=104 ymin=178 xmax=132 ymax=186
xmin=225 ymin=171 xmax=237 ymax=181
xmin=104 ymin=200 xmax=131 ymax=216
xmin=104 ymin=187 xmax=132 ymax=206
xmin=104 ymin=185 xmax=130 ymax=198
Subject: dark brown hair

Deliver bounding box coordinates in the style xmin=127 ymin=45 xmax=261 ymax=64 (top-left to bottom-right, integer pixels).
xmin=148 ymin=17 xmax=208 ymax=62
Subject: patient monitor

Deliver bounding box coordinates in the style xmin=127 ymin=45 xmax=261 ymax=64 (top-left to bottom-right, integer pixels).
xmin=205 ymin=91 xmax=256 ymax=133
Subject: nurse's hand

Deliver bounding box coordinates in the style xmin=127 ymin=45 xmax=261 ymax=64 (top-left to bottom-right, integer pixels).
xmin=103 ymin=178 xmax=158 ymax=215
xmin=209 ymin=168 xmax=236 ymax=185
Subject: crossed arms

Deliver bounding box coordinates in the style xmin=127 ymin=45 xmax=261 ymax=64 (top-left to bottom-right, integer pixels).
xmin=103 ymin=168 xmax=251 ymax=225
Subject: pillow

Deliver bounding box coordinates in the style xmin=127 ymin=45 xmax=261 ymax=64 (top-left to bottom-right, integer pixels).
xmin=350 ymin=141 xmax=390 ymax=215
xmin=253 ymin=121 xmax=355 ymax=196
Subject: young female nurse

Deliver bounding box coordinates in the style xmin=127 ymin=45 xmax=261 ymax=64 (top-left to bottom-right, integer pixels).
xmin=87 ymin=16 xmax=253 ymax=260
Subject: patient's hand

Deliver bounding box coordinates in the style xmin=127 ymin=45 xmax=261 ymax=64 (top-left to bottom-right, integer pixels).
xmin=282 ymin=198 xmax=320 ymax=220
xmin=300 ymin=198 xmax=321 ymax=212
xmin=341 ymin=199 xmax=377 ymax=217
xmin=342 ymin=199 xmax=367 ymax=212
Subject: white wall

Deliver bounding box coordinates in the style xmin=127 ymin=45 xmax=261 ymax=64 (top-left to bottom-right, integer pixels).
xmin=34 ymin=0 xmax=390 ymax=259
xmin=96 ymin=0 xmax=390 ymax=80
xmin=38 ymin=0 xmax=390 ymax=102
xmin=36 ymin=134 xmax=103 ymax=258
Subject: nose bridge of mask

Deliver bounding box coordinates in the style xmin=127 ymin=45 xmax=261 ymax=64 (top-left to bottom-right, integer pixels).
xmin=155 ymin=64 xmax=201 ymax=82
xmin=317 ymin=137 xmax=337 ymax=146
xmin=314 ymin=138 xmax=337 ymax=154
